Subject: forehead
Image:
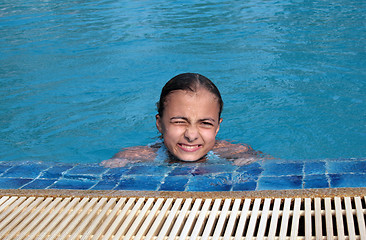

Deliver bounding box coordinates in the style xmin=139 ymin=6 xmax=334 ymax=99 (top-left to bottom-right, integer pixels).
xmin=164 ymin=89 xmax=220 ymax=117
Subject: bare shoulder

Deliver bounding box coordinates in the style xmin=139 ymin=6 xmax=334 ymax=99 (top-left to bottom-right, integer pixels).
xmin=100 ymin=145 xmax=159 ymax=168
xmin=113 ymin=145 xmax=157 ymax=158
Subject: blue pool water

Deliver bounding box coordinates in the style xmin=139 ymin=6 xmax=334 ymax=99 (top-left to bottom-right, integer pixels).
xmin=1 ymin=0 xmax=365 ymax=166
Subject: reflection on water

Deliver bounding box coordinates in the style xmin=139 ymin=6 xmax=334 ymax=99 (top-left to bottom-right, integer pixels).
xmin=0 ymin=0 xmax=365 ymax=163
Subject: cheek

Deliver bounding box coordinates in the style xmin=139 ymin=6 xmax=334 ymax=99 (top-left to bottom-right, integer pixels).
xmin=162 ymin=126 xmax=182 ymax=140
xmin=201 ymin=128 xmax=219 ymax=142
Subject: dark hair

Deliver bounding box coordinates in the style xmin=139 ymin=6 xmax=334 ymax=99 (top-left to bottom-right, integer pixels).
xmin=157 ymin=73 xmax=223 ymax=118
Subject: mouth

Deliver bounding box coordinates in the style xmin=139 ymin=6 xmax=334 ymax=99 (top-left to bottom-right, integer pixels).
xmin=177 ymin=143 xmax=202 ymax=152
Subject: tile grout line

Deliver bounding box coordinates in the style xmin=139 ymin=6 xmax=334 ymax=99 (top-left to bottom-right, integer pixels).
xmin=20 ymin=165 xmax=54 ymax=189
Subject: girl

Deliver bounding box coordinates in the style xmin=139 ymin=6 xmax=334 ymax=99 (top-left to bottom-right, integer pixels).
xmin=101 ymin=73 xmax=263 ymax=168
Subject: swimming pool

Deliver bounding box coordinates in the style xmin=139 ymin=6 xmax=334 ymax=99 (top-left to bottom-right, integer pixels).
xmin=1 ymin=0 xmax=365 ymax=169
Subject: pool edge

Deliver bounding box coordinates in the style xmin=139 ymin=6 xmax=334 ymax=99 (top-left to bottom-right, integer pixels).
xmin=1 ymin=187 xmax=366 ymax=199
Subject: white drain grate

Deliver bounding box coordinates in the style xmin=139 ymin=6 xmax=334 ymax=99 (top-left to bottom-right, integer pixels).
xmin=0 ymin=195 xmax=365 ymax=239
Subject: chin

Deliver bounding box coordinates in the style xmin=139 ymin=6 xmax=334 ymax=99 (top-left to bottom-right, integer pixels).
xmin=178 ymin=158 xmax=201 ymax=162
xmin=175 ymin=153 xmax=207 ymax=162
xmin=167 ymin=151 xmax=205 ymax=162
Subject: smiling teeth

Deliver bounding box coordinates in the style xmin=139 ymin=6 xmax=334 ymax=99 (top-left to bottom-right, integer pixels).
xmin=181 ymin=144 xmax=199 ymax=149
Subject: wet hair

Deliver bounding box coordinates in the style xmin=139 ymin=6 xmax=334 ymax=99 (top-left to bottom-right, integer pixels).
xmin=157 ymin=73 xmax=223 ymax=118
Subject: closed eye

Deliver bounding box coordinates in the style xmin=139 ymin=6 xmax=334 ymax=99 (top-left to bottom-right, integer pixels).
xmin=170 ymin=117 xmax=189 ymax=125
xmin=201 ymin=121 xmax=214 ymax=127
xmin=173 ymin=121 xmax=187 ymax=124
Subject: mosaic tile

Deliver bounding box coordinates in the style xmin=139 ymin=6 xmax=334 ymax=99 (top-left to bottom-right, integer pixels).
xmin=261 ymin=162 xmax=303 ymax=176
xmin=1 ymin=163 xmax=49 ymax=178
xmin=91 ymin=180 xmax=119 ymax=190
xmin=328 ymin=161 xmax=366 ymax=174
xmin=21 ymin=179 xmax=57 ymax=189
xmin=0 ymin=178 xmax=33 ymax=189
xmin=304 ymin=161 xmax=326 ymax=175
xmin=257 ymin=175 xmax=303 ymax=190
xmin=168 ymin=166 xmax=195 ymax=176
xmin=187 ymin=173 xmax=232 ymax=191
xmin=126 ymin=165 xmax=172 ymax=176
xmin=102 ymin=167 xmax=129 ymax=181
xmin=159 ymin=176 xmax=189 ymax=191
xmin=304 ymin=174 xmax=329 ymax=188
xmin=50 ymin=179 xmax=97 ymax=190
xmin=115 ymin=176 xmax=163 ymax=191
xmin=39 ymin=164 xmax=75 ymax=179
xmin=329 ymin=173 xmax=366 ymax=188
xmin=231 ymin=172 xmax=256 ymax=184
xmin=0 ymin=164 xmax=12 ymax=175
xmin=191 ymin=164 xmax=236 ymax=176
xmin=236 ymin=162 xmax=263 ymax=180
xmin=63 ymin=164 xmax=108 ymax=180
xmin=0 ymin=158 xmax=365 ymax=191
xmin=232 ymin=181 xmax=257 ymax=191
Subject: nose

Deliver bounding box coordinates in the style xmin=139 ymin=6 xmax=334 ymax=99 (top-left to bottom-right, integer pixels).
xmin=184 ymin=125 xmax=199 ymax=142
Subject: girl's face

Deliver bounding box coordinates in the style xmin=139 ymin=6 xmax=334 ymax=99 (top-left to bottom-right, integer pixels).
xmin=156 ymin=88 xmax=222 ymax=162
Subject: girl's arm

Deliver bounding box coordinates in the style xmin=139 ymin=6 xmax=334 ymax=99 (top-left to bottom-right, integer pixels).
xmin=213 ymin=140 xmax=264 ymax=166
xmin=100 ymin=145 xmax=158 ymax=168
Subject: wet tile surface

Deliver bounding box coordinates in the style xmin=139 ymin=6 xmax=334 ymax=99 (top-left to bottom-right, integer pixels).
xmin=0 ymin=158 xmax=365 ymax=191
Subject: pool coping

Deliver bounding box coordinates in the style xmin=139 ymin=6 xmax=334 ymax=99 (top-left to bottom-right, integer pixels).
xmin=2 ymin=187 xmax=366 ymax=199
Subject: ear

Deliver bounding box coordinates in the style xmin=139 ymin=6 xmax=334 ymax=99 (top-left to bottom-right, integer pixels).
xmin=156 ymin=114 xmax=163 ymax=133
xmin=215 ymin=118 xmax=223 ymax=135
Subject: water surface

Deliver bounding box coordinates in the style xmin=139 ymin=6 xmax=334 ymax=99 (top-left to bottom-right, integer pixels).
xmin=1 ymin=0 xmax=365 ymax=163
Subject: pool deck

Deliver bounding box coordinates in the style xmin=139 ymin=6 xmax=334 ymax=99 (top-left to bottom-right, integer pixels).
xmin=0 ymin=157 xmax=365 ymax=192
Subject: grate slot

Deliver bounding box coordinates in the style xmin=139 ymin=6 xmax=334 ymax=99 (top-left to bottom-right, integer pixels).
xmin=0 ymin=194 xmax=365 ymax=239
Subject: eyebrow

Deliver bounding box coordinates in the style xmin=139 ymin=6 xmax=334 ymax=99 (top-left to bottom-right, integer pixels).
xmin=170 ymin=116 xmax=216 ymax=122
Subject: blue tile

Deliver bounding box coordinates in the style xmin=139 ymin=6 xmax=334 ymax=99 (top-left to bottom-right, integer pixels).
xmin=1 ymin=163 xmax=49 ymax=178
xmin=102 ymin=168 xmax=128 ymax=181
xmin=257 ymin=175 xmax=303 ymax=190
xmin=159 ymin=176 xmax=189 ymax=191
xmin=115 ymin=176 xmax=163 ymax=191
xmin=237 ymin=162 xmax=262 ymax=171
xmin=187 ymin=173 xmax=232 ymax=191
xmin=91 ymin=180 xmax=119 ymax=190
xmin=236 ymin=162 xmax=263 ymax=180
xmin=232 ymin=181 xmax=257 ymax=191
xmin=0 ymin=164 xmax=13 ymax=175
xmin=304 ymin=174 xmax=329 ymax=188
xmin=126 ymin=165 xmax=171 ymax=176
xmin=0 ymin=178 xmax=33 ymax=189
xmin=328 ymin=161 xmax=366 ymax=174
xmin=192 ymin=164 xmax=236 ymax=176
xmin=5 ymin=158 xmax=365 ymax=192
xmin=168 ymin=166 xmax=195 ymax=176
xmin=50 ymin=179 xmax=97 ymax=190
xmin=262 ymin=162 xmax=303 ymax=176
xmin=329 ymin=173 xmax=366 ymax=188
xmin=64 ymin=165 xmax=108 ymax=180
xmin=40 ymin=165 xmax=75 ymax=179
xmin=231 ymin=172 xmax=257 ymax=184
xmin=21 ymin=179 xmax=57 ymax=189
xmin=65 ymin=164 xmax=107 ymax=175
xmin=304 ymin=161 xmax=326 ymax=175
